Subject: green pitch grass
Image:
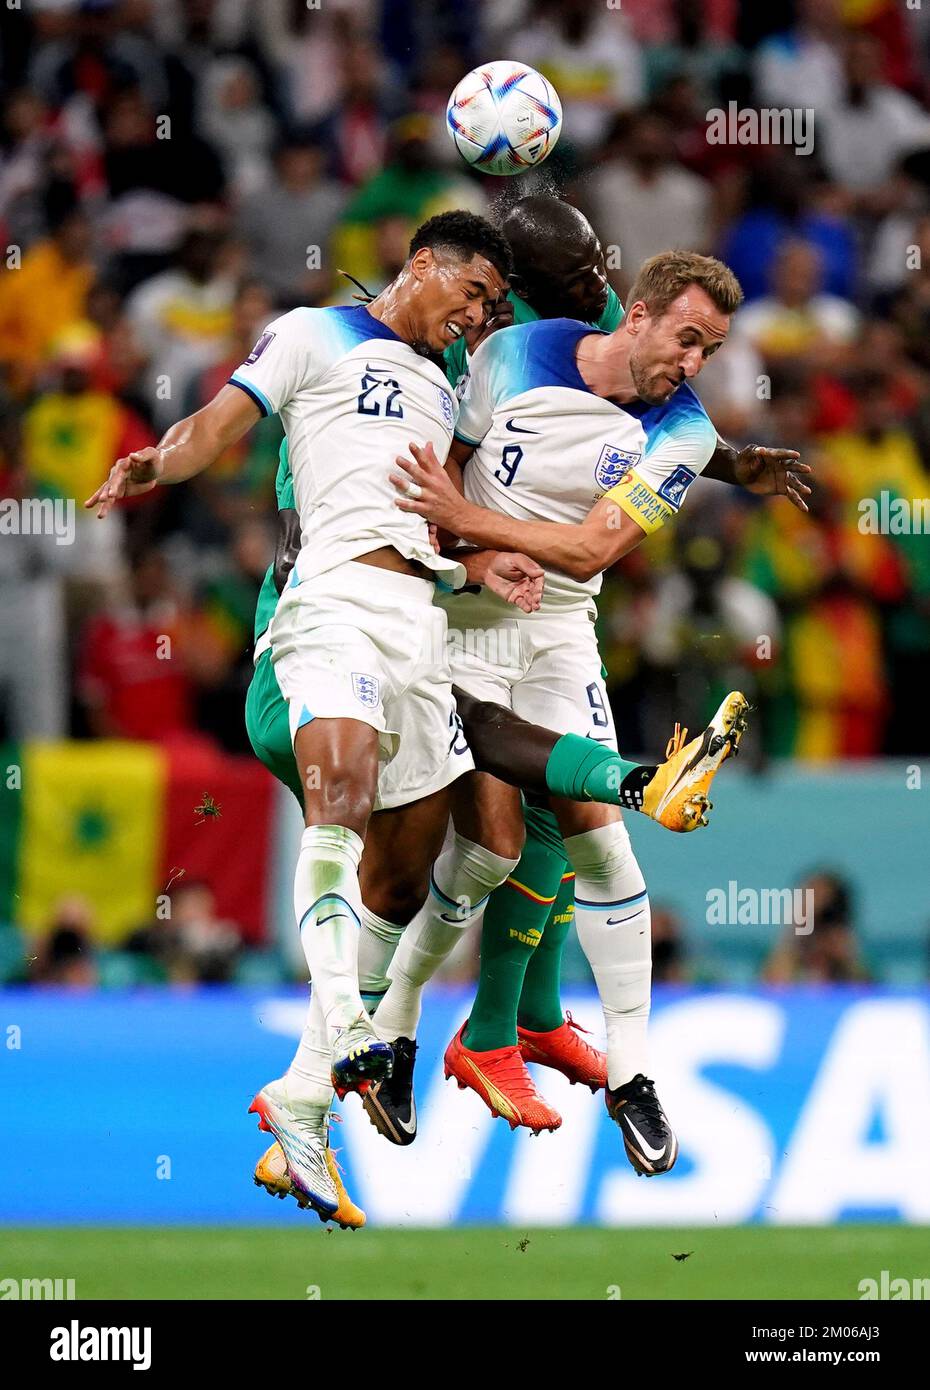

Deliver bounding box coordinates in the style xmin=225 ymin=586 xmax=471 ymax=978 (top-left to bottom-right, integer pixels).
xmin=2 ymin=1226 xmax=924 ymax=1300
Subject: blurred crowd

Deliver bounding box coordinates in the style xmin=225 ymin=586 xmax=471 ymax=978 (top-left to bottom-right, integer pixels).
xmin=1 ymin=865 xmax=895 ymax=990
xmin=2 ymin=0 xmax=930 ymax=981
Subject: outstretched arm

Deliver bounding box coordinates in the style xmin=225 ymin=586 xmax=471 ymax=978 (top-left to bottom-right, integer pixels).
xmin=85 ymin=384 xmax=261 ymax=518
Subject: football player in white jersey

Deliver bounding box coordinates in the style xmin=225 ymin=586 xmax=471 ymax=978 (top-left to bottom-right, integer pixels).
xmin=86 ymin=211 xmax=546 ymax=1219
xmin=379 ymin=250 xmax=767 ymax=1175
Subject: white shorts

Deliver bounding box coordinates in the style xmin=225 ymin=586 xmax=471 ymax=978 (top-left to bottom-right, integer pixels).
xmin=270 ymin=561 xmax=474 ymax=810
xmin=440 ymin=591 xmax=618 ymax=753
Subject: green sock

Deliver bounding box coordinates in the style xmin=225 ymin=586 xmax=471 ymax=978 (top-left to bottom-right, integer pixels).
xmin=545 ymin=733 xmax=654 ymax=808
xmin=463 ymin=825 xmax=565 ymax=1051
xmin=517 ymin=868 xmax=575 ymax=1033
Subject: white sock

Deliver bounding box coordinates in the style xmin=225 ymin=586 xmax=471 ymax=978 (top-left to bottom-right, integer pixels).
xmin=373 ymin=833 xmax=518 ymax=1042
xmin=358 ymin=906 xmax=405 ymax=1015
xmin=564 ymin=821 xmax=651 ymax=1089
xmin=284 ymin=987 xmax=334 ymax=1115
xmin=294 ymin=824 xmax=369 ymax=1043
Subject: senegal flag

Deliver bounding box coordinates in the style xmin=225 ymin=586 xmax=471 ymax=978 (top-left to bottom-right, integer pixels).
xmin=0 ymin=740 xmax=275 ymax=943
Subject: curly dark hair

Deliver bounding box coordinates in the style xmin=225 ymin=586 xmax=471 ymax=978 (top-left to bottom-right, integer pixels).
xmin=408 ymin=210 xmax=513 ymax=281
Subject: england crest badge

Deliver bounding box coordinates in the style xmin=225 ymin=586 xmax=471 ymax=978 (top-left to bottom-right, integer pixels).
xmin=594 ymin=444 xmax=640 ymax=492
xmin=352 ymin=673 xmax=380 ymax=708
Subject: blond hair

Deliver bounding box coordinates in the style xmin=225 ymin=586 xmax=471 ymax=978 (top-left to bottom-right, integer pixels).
xmin=626 ymin=251 xmax=743 ymax=319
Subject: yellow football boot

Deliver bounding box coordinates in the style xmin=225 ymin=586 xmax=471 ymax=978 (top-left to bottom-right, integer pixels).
xmin=253 ymin=1141 xmax=366 ymax=1230
xmin=640 ymin=691 xmax=750 ymax=832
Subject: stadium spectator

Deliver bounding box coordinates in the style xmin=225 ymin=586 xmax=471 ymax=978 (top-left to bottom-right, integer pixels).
xmin=82 ymin=279 xmax=148 ymax=397
xmin=888 ymin=214 xmax=930 ymax=373
xmin=0 ymin=88 xmax=56 ymax=251
xmin=191 ymin=517 xmax=275 ymax=755
xmin=29 ymin=897 xmax=99 ymax=990
xmin=76 ymin=548 xmax=207 ymax=743
xmin=752 ymin=0 xmax=846 ymax=114
xmin=197 ymin=56 xmax=277 ymax=200
xmin=634 ymin=524 xmax=782 ymax=748
xmin=312 ymin=37 xmax=400 ymax=186
xmin=512 ymin=0 xmax=644 ymax=154
xmin=21 ymin=322 xmax=152 ymax=604
xmin=125 ymin=879 xmax=242 ymax=986
xmin=331 ymin=114 xmax=486 ymax=294
xmin=0 ymin=187 xmax=95 ymax=394
xmin=126 ymin=227 xmax=237 ymax=430
xmin=263 ymin=0 xmax=383 ymax=129
xmin=864 ymin=155 xmax=930 ymax=305
xmin=585 ymin=110 xmax=712 ymax=294
xmin=651 ymin=905 xmax=690 ymax=984
xmin=179 ymin=279 xmax=282 ymax=542
xmin=762 ymin=871 xmax=874 ymax=983
xmin=639 ymin=0 xmax=745 ymax=103
xmin=235 ymin=131 xmax=347 ymax=304
xmin=718 ymin=156 xmax=858 ymax=304
xmin=101 ymin=83 xmax=226 ymax=219
xmin=28 ymin=0 xmax=170 ymax=113
xmin=817 ymin=31 xmax=930 ymax=197
xmin=734 ymin=239 xmax=859 ymax=373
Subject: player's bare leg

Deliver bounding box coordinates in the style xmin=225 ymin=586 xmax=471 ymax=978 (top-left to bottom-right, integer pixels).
xmin=288 ymin=715 xmax=396 ymax=1096
xmin=252 ymin=786 xmax=454 ymax=1203
xmin=249 ymin=716 xmax=391 ymax=1217
xmin=457 ymin=685 xmax=749 ymax=831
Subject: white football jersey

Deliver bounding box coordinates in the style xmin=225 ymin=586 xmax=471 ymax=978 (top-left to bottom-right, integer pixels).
xmin=455 ymin=319 xmax=718 ymax=608
xmin=230 ymin=305 xmax=463 ymax=588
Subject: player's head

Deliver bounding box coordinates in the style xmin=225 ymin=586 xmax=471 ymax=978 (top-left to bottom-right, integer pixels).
xmin=502 ymin=196 xmax=609 ymax=323
xmin=622 ymin=251 xmax=742 ymax=405
xmin=399 ymin=211 xmax=512 ymax=353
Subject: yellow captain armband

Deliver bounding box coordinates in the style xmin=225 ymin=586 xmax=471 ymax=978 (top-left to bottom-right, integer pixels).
xmin=603 ymin=470 xmax=676 ymax=535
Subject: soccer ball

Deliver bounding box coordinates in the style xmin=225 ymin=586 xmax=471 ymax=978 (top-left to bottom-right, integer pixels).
xmin=446 ymin=61 xmax=562 ymax=177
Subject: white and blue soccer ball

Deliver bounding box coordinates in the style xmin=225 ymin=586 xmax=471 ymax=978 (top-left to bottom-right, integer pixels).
xmin=446 ymin=61 xmax=562 ymax=177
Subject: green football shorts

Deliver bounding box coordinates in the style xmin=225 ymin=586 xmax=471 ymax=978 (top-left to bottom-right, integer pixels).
xmin=245 ymin=648 xmax=303 ymax=803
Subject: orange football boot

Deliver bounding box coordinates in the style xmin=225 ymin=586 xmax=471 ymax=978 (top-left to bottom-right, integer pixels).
xmin=443 ymin=1024 xmax=561 ymax=1133
xmin=518 ymin=1012 xmax=607 ymax=1092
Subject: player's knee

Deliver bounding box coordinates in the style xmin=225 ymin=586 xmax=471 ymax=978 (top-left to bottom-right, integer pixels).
xmin=303 ymin=761 xmax=375 ymax=832
xmin=564 ymin=820 xmax=643 ymax=888
xmin=455 ymin=816 xmax=525 ymax=862
xmin=493 ymin=823 xmax=525 ymax=861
